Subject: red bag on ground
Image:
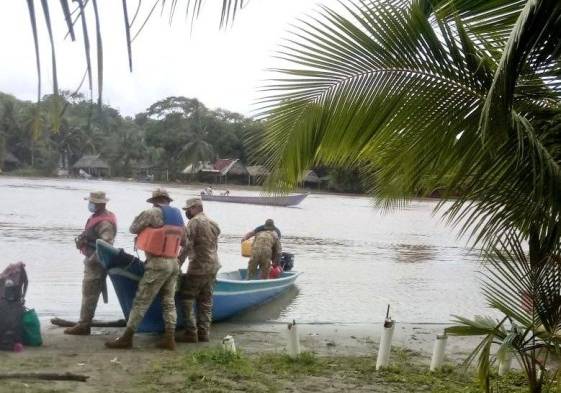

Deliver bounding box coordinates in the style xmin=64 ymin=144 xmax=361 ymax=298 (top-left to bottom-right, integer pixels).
xmin=269 ymin=265 xmax=283 ymax=279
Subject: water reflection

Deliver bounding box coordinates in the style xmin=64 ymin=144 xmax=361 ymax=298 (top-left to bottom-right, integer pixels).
xmin=1 ymin=183 xmax=88 ymax=191
xmin=392 ymin=244 xmax=437 ymax=264
xmin=228 ymin=286 xmax=301 ymax=323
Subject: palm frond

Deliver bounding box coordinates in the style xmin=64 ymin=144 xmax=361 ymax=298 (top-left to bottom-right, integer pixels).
xmin=257 ymin=0 xmax=561 ymax=253
xmin=26 ymin=0 xmax=41 ymax=103
xmin=26 ymin=0 xmax=248 ymax=105
xmin=481 ymin=1 xmax=561 ymax=141
xmin=59 ymin=0 xmax=76 ymax=41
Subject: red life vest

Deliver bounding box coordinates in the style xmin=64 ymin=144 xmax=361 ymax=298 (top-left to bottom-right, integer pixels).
xmin=135 ymin=206 xmax=185 ymax=258
xmin=80 ymin=212 xmax=117 ymax=255
xmin=85 ymin=212 xmax=117 ymax=231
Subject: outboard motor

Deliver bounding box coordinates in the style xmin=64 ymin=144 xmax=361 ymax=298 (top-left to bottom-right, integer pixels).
xmin=280 ymin=252 xmax=294 ymax=271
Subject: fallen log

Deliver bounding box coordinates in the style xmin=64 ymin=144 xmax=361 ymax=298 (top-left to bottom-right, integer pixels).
xmin=50 ymin=317 xmax=126 ymax=328
xmin=0 ymin=372 xmax=89 ymax=382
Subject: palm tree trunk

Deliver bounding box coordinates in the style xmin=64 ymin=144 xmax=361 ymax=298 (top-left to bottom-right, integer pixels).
xmin=31 ymin=138 xmax=35 ymax=168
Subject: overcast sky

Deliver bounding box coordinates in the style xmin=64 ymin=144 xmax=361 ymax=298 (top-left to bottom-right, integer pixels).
xmin=0 ymin=0 xmax=341 ymax=118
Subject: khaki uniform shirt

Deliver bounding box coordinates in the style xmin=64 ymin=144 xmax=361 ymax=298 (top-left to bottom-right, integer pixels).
xmin=180 ymin=212 xmax=221 ymax=275
xmin=252 ymin=230 xmax=282 ymax=262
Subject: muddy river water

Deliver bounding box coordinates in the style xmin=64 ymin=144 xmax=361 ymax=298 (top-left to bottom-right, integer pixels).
xmin=0 ymin=177 xmax=489 ymax=325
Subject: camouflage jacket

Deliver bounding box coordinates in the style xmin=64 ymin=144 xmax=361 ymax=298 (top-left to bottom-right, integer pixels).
xmin=77 ymin=210 xmax=116 ymax=258
xmin=180 ymin=212 xmax=221 ymax=275
xmin=253 ymin=230 xmax=282 ymax=262
xmin=129 ymin=207 xmax=165 ymax=234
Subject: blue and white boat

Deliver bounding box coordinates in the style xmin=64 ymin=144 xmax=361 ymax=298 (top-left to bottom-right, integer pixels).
xmin=96 ymin=240 xmax=301 ymax=333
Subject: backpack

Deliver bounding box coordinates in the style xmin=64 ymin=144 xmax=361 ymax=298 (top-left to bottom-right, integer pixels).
xmin=0 ymin=262 xmax=28 ymax=351
xmin=0 ymin=262 xmax=28 ymax=302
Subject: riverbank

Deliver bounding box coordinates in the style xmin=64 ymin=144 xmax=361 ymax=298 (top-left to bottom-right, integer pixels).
xmin=0 ymin=172 xmax=367 ymax=198
xmin=0 ymin=322 xmax=529 ymax=393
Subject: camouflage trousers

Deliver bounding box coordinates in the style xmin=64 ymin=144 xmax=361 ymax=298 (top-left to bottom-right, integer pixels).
xmin=79 ymin=255 xmax=106 ymax=324
xmin=127 ymin=257 xmax=179 ymax=332
xmin=247 ymin=250 xmax=272 ymax=280
xmin=180 ymin=274 xmax=216 ymax=335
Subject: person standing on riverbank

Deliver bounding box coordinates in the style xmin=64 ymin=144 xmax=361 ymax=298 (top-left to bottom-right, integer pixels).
xmin=65 ymin=192 xmax=116 ymax=336
xmin=177 ymin=198 xmax=221 ymax=343
xmin=247 ymin=220 xmax=282 ymax=280
xmin=105 ymin=188 xmax=183 ymax=350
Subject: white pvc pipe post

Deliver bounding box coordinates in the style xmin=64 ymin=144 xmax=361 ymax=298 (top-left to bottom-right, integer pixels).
xmin=222 ymin=335 xmax=237 ymax=354
xmin=429 ymin=334 xmax=448 ymax=372
xmin=498 ymin=351 xmax=513 ymax=376
xmin=376 ymin=318 xmax=395 ymax=370
xmin=287 ymin=320 xmax=301 ymax=359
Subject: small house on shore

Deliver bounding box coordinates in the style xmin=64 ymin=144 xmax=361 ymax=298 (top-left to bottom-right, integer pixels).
xmin=2 ymin=152 xmax=20 ymax=172
xmin=213 ymin=159 xmax=248 ymax=183
xmin=72 ymin=154 xmax=111 ymax=178
xmin=131 ymin=161 xmax=156 ymax=181
xmin=182 ymin=159 xmax=248 ymax=184
xmin=246 ymin=165 xmax=270 ymax=185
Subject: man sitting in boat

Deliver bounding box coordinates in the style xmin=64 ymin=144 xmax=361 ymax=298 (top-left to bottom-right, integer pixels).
xmin=241 ymin=218 xmax=282 ymax=242
xmin=178 ymin=198 xmax=221 ymax=343
xmin=246 ymin=219 xmax=282 ymax=280
xmin=105 ymin=188 xmax=184 ymax=351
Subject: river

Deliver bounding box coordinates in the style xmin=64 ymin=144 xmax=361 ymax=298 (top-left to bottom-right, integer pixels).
xmin=0 ymin=176 xmax=489 ymax=325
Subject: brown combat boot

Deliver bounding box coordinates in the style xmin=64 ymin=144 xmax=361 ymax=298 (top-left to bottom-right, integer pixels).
xmin=64 ymin=323 xmax=91 ymax=336
xmin=198 ymin=330 xmax=209 ymax=343
xmin=105 ymin=327 xmax=134 ymax=349
xmin=157 ymin=329 xmax=176 ymax=350
xmin=176 ymin=330 xmax=198 ymax=343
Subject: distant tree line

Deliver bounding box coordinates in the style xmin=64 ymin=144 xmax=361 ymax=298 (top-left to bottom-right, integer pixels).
xmin=0 ymin=91 xmax=364 ymax=192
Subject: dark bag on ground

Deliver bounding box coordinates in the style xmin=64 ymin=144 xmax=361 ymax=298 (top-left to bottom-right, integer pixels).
xmin=0 ymin=300 xmax=24 ymax=351
xmin=0 ymin=262 xmax=30 ymax=351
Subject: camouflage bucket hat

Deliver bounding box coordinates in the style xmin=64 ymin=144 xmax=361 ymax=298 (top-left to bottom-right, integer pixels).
xmin=147 ymin=188 xmax=173 ymax=203
xmin=84 ymin=191 xmax=109 ymax=204
xmin=264 ymin=218 xmax=275 ymax=230
xmin=183 ymin=197 xmax=203 ymax=210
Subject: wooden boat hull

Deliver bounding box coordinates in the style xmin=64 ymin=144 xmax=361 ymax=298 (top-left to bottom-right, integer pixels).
xmin=201 ymin=193 xmax=308 ymax=207
xmin=96 ymin=240 xmax=300 ymax=332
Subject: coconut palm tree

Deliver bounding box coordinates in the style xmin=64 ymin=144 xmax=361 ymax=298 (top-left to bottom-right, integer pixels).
xmin=253 ymin=1 xmax=561 ymax=391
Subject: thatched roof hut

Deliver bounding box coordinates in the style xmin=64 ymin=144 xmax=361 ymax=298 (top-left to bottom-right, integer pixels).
xmin=72 ymin=154 xmax=111 ymax=177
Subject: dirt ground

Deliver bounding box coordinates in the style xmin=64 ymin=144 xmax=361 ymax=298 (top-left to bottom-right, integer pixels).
xmin=0 ymin=321 xmax=508 ymax=393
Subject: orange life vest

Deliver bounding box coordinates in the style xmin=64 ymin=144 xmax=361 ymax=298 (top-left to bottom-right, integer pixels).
xmin=135 ymin=206 xmax=184 ymax=258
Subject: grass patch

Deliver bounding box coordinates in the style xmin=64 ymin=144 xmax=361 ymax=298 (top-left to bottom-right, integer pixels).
xmin=138 ymin=346 xmax=544 ymax=393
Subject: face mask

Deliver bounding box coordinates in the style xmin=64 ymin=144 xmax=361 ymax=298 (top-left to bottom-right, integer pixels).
xmin=88 ymin=202 xmax=96 ymax=213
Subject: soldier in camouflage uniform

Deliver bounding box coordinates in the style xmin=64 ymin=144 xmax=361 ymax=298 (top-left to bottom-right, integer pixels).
xmin=177 ymin=198 xmax=221 ymax=343
xmin=65 ymin=191 xmax=116 ymax=336
xmin=247 ymin=219 xmax=282 ymax=280
xmin=105 ymin=189 xmax=182 ymax=350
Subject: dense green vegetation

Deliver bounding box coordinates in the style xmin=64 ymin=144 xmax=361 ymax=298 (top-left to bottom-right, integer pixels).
xmin=0 ymin=91 xmax=258 ymax=179
xmin=0 ymin=91 xmax=365 ymax=192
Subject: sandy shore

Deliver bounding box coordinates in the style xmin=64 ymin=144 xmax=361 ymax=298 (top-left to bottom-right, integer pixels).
xmin=0 ymin=321 xmax=486 ymax=393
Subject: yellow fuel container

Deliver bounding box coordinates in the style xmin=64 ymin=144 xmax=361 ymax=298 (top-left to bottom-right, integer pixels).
xmin=241 ymin=239 xmax=253 ymax=257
